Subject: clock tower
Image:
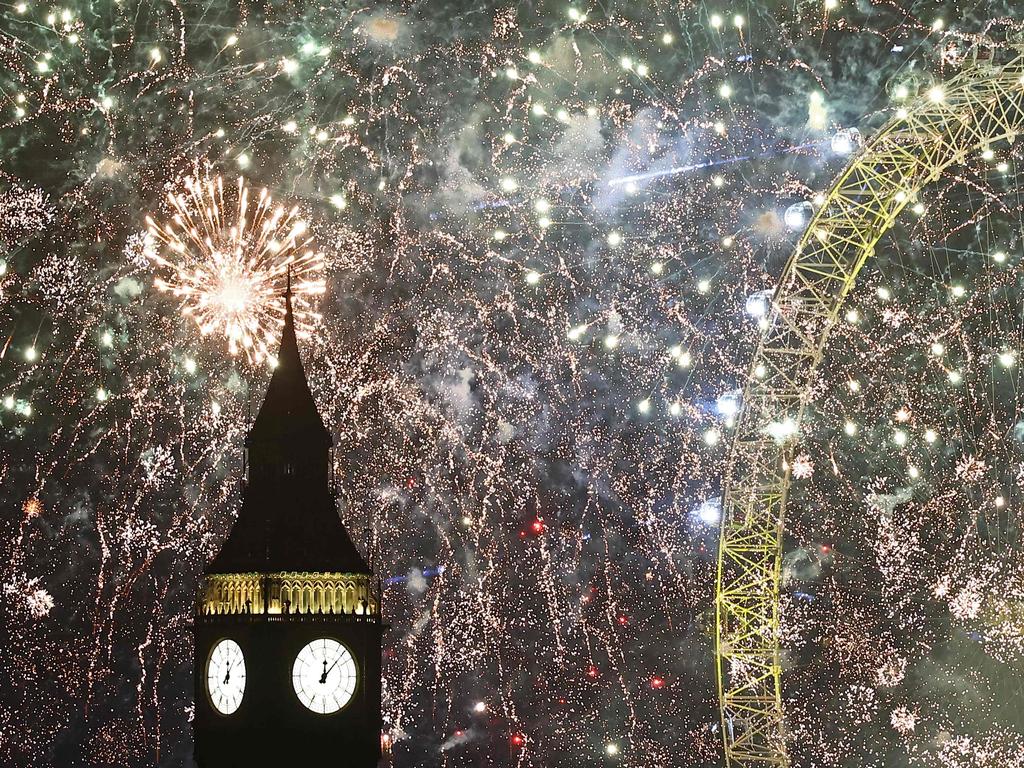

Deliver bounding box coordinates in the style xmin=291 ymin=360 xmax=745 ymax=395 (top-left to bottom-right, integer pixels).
xmin=193 ymin=284 xmax=382 ymax=767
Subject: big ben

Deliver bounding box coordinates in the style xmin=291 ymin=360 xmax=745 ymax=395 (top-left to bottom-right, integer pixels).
xmin=192 ymin=283 xmax=382 ymax=767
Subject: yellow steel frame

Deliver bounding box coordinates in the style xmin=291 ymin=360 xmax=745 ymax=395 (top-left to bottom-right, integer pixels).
xmin=715 ymin=48 xmax=1024 ymax=766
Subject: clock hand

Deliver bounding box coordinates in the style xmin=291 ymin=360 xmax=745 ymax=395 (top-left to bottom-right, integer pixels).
xmin=223 ymin=661 xmax=231 ymax=685
xmin=319 ymin=658 xmax=328 ymax=685
xmin=324 ymin=655 xmax=344 ymax=677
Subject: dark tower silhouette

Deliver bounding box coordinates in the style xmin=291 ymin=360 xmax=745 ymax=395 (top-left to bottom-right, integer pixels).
xmin=193 ymin=283 xmax=381 ymax=767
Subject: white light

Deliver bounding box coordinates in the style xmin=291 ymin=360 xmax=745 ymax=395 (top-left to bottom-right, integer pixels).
xmin=830 ymin=128 xmax=861 ymax=156
xmin=930 ymin=342 xmax=944 ymax=356
xmin=697 ymin=279 xmax=711 ymax=293
xmin=703 ymin=428 xmax=720 ymax=446
xmin=605 ymin=743 xmax=620 ymax=756
xmin=912 ymin=202 xmax=925 ymax=215
xmin=844 ymin=420 xmax=857 ymax=436
xmin=924 ymin=428 xmax=937 ymax=443
xmin=893 ymin=84 xmax=909 ymax=100
xmin=669 ymin=402 xmax=682 ymax=416
xmin=527 ymin=50 xmax=542 ymax=64
xmin=893 ymin=430 xmax=907 ymax=446
xmin=236 ymin=153 xmax=250 ymax=168
xmin=718 ymin=83 xmax=732 ymax=99
xmin=754 ymin=363 xmax=766 ymax=378
xmin=329 ymin=194 xmax=347 ymax=209
xmin=101 ymin=331 xmax=114 ymax=347
xmin=281 ymin=58 xmax=298 ymax=73
xmin=993 ymin=250 xmax=1007 ymax=263
xmin=620 ymin=57 xmax=633 ymax=70
xmin=567 ymin=325 xmax=587 ymax=341
xmin=716 ymin=390 xmax=742 ymax=418
xmin=473 ymin=701 xmax=488 ymax=713
xmin=950 ymin=284 xmax=965 ymax=299
xmin=500 ymin=177 xmax=518 ymax=192
xmin=824 ymin=0 xmax=837 ymax=7
xmin=948 ymin=370 xmax=962 ymax=384
xmin=650 ymin=262 xmax=663 ymax=275
xmin=997 ymin=162 xmax=1009 ymax=173
xmin=525 ymin=270 xmax=541 ymax=285
xmin=503 ymin=132 xmax=516 ymax=144
xmin=604 ymin=335 xmax=619 ymax=349
xmin=996 ymin=496 xmax=1005 ymax=508
xmin=532 ymin=103 xmax=547 ymax=116
xmin=982 ymin=147 xmax=995 ymax=161
xmin=712 ymin=175 xmax=725 ymax=188
xmin=927 ymin=86 xmax=944 ymax=103
xmin=607 ymin=231 xmax=622 ymax=247
xmin=637 ymin=399 xmax=651 ymax=414
xmin=845 ymin=309 xmax=859 ymax=323
xmin=709 ymin=13 xmax=723 ymax=28
xmin=931 ymin=18 xmax=944 ymax=31
xmin=184 ymin=357 xmax=197 ymax=374
xmin=784 ymin=202 xmax=812 ymax=230
xmin=766 ymin=418 xmax=797 ymax=442
xmin=745 ymin=289 xmax=772 ymax=319
xmin=848 ymin=379 xmax=860 ymax=392
xmin=722 ymin=236 xmax=733 ymax=248
xmin=999 ymin=351 xmax=1016 ymax=368
xmin=538 ymin=216 xmax=552 ymax=229
xmin=636 ymin=64 xmax=649 ymax=78
xmin=226 ymin=34 xmax=238 ymax=46
xmin=96 ymin=387 xmax=108 ymax=402
xmin=150 ymin=48 xmax=162 ymax=63
xmin=3 ymin=396 xmax=14 ymax=410
xmin=211 ymin=401 xmax=221 ymax=416
xmin=694 ymin=497 xmax=722 ymax=525
xmin=908 ymin=465 xmax=919 ymax=479
xmin=25 ymin=346 xmax=37 ymax=362
xmin=733 ymin=14 xmax=744 ymax=28
xmin=662 ymin=33 xmax=674 ymax=44
xmin=493 ymin=229 xmax=507 ymax=241
xmin=505 ymin=67 xmax=519 ymax=80
xmin=534 ymin=198 xmax=551 ymax=213
xmin=876 ymin=287 xmax=891 ymax=300
xmin=679 ymin=351 xmax=693 ymax=368
xmin=282 ymin=120 xmax=298 ymax=133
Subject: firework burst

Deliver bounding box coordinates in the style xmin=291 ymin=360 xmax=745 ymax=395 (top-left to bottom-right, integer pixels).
xmin=144 ymin=176 xmax=325 ymax=363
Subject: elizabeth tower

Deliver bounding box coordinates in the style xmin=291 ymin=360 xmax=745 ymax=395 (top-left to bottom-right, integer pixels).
xmin=192 ymin=286 xmax=382 ymax=767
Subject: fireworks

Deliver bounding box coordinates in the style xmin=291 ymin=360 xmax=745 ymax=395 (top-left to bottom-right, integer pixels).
xmin=3 ymin=0 xmax=1024 ymax=766
xmin=144 ymin=176 xmax=325 ymax=364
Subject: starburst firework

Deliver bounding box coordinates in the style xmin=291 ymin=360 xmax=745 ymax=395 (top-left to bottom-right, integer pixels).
xmin=144 ymin=176 xmax=325 ymax=363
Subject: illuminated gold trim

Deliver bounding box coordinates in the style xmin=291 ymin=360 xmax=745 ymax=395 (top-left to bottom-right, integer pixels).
xmin=201 ymin=571 xmax=378 ymax=617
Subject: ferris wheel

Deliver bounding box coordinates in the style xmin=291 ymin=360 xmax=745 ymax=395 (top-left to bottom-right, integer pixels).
xmin=715 ymin=42 xmax=1024 ymax=767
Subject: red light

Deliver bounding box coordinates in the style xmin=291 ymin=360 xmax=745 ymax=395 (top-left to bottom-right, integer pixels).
xmin=531 ymin=519 xmax=544 ymax=533
xmin=617 ymin=615 xmax=629 ymax=626
xmin=586 ymin=664 xmax=599 ymax=678
xmin=650 ymin=676 xmax=665 ymax=689
xmin=511 ymin=733 xmax=526 ymax=747
xmin=821 ymin=544 xmax=832 ymax=555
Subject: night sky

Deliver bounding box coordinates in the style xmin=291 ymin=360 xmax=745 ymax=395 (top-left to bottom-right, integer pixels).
xmin=4 ymin=1 xmax=1024 ymax=766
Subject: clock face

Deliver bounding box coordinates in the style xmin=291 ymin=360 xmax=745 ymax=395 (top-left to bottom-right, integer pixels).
xmin=292 ymin=638 xmax=358 ymax=714
xmin=206 ymin=639 xmax=246 ymax=715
